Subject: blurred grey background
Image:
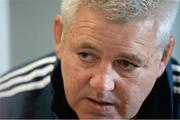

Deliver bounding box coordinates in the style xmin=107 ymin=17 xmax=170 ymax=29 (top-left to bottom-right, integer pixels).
xmin=0 ymin=0 xmax=180 ymax=75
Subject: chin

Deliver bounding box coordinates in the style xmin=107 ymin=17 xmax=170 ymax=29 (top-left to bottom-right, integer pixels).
xmin=77 ymin=111 xmax=125 ymax=119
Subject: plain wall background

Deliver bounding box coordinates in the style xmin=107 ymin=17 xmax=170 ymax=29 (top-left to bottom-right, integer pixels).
xmin=0 ymin=0 xmax=10 ymax=75
xmin=0 ymin=0 xmax=180 ymax=75
xmin=9 ymin=0 xmax=60 ymax=69
xmin=172 ymin=8 xmax=180 ymax=61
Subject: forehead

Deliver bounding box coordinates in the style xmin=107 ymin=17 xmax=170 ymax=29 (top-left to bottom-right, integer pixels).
xmin=68 ymin=5 xmax=157 ymax=46
xmin=64 ymin=5 xmax=158 ymax=59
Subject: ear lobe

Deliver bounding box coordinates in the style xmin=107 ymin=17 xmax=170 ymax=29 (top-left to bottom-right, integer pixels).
xmin=158 ymin=36 xmax=175 ymax=77
xmin=53 ymin=15 xmax=63 ymax=59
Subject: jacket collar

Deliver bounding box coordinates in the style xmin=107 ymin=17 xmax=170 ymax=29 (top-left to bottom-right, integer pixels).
xmin=50 ymin=60 xmax=78 ymax=119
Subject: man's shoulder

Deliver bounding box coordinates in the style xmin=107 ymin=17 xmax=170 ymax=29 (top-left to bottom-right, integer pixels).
xmin=171 ymin=58 xmax=180 ymax=94
xmin=0 ymin=52 xmax=57 ymax=98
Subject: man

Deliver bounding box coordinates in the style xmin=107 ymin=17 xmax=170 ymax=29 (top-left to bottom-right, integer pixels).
xmin=0 ymin=0 xmax=180 ymax=119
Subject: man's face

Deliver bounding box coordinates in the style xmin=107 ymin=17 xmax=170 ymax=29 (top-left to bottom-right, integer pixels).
xmin=59 ymin=6 xmax=162 ymax=119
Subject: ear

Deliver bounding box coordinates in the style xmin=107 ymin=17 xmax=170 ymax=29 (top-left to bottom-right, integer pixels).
xmin=53 ymin=15 xmax=63 ymax=60
xmin=157 ymin=35 xmax=175 ymax=77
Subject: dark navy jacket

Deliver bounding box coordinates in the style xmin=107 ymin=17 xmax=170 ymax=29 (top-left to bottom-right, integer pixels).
xmin=0 ymin=52 xmax=180 ymax=119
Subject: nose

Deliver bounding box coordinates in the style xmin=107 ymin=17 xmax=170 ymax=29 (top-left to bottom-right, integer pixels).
xmin=89 ymin=64 xmax=117 ymax=92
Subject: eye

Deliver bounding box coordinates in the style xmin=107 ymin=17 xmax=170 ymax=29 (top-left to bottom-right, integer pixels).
xmin=78 ymin=52 xmax=96 ymax=63
xmin=116 ymin=60 xmax=138 ymax=71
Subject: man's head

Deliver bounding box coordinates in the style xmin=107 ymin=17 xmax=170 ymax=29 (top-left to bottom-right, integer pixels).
xmin=53 ymin=0 xmax=179 ymax=119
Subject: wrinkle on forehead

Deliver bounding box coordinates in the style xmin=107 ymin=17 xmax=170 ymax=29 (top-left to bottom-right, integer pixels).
xmin=71 ymin=20 xmax=156 ymax=51
xmin=68 ymin=4 xmax=158 ymax=63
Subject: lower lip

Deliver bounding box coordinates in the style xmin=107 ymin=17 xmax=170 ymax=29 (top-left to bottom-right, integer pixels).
xmin=86 ymin=98 xmax=114 ymax=114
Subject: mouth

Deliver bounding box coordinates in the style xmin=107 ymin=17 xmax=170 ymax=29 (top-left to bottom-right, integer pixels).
xmin=87 ymin=98 xmax=114 ymax=106
xmin=86 ymin=97 xmax=114 ymax=114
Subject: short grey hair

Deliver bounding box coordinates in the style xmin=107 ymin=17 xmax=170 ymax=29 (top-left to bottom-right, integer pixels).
xmin=61 ymin=0 xmax=179 ymax=51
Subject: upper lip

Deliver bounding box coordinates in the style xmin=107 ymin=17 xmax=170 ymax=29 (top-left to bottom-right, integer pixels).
xmin=87 ymin=97 xmax=114 ymax=106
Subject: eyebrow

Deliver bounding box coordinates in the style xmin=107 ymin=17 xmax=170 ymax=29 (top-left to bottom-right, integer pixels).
xmin=73 ymin=41 xmax=147 ymax=65
xmin=119 ymin=53 xmax=147 ymax=65
xmin=73 ymin=41 xmax=102 ymax=53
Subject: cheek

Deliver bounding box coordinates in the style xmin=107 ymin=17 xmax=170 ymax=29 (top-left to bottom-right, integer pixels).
xmin=60 ymin=57 xmax=91 ymax=108
xmin=115 ymin=81 xmax=143 ymax=118
xmin=129 ymin=63 xmax=159 ymax=101
xmin=139 ymin=67 xmax=159 ymax=99
xmin=116 ymin=70 xmax=158 ymax=118
xmin=61 ymin=57 xmax=90 ymax=87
